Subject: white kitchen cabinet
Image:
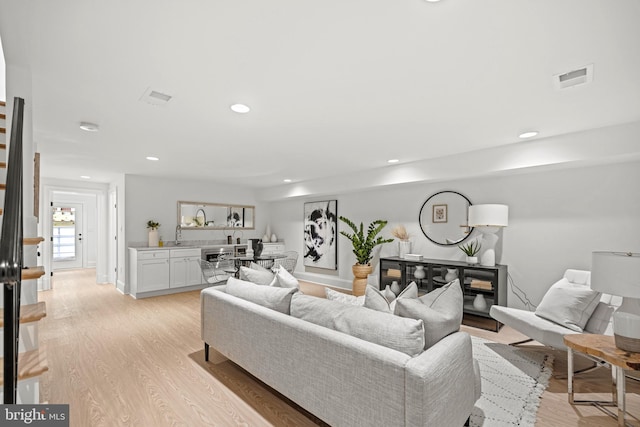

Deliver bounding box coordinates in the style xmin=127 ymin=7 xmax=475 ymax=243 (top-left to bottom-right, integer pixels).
xmin=129 ymin=247 xmax=205 ymax=298
xmin=169 ymin=248 xmax=202 ymax=288
xmin=129 ymin=249 xmax=170 ymax=295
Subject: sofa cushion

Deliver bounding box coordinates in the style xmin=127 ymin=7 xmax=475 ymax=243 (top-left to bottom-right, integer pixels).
xmin=239 ymin=265 xmax=276 ymax=286
xmin=394 ymin=279 xmax=463 ymax=349
xmin=325 ymin=287 xmax=365 ymax=306
xmin=535 ymin=278 xmax=601 ymax=332
xmin=226 ymin=277 xmax=297 ymax=314
xmin=291 ymin=293 xmax=425 ymax=356
xmin=271 ymin=265 xmax=300 ymax=288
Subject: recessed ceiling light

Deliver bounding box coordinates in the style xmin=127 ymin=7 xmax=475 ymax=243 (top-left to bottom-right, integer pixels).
xmin=146 ymin=156 xmax=160 ymax=161
xmin=388 ymin=159 xmax=400 ymax=164
xmin=519 ymin=131 xmax=539 ymax=139
xmin=283 ymin=179 xmax=292 ymax=183
xmin=80 ymin=175 xmax=91 ymax=179
xmin=425 ymin=0 xmax=442 ymax=2
xmin=79 ymin=122 xmax=99 ymax=132
xmin=230 ymin=104 xmax=250 ymax=113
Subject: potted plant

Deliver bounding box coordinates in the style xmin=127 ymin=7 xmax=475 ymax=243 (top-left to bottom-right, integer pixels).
xmin=391 ymin=224 xmax=411 ymax=259
xmin=147 ymin=220 xmax=160 ymax=247
xmin=459 ymin=240 xmax=481 ymax=264
xmin=339 ymin=216 xmax=393 ymax=296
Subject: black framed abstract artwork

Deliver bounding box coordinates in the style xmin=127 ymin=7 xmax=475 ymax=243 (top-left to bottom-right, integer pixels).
xmin=303 ymin=200 xmax=338 ymax=270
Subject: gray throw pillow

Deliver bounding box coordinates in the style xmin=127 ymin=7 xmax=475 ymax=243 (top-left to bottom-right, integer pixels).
xmin=394 ymin=279 xmax=463 ymax=349
xmin=239 ymin=265 xmax=276 ymax=286
xmin=364 ymin=285 xmax=392 ymax=313
xmin=365 ymin=282 xmax=418 ymax=313
xmin=226 ymin=277 xmax=297 ymax=314
xmin=291 ymin=293 xmax=425 ymax=356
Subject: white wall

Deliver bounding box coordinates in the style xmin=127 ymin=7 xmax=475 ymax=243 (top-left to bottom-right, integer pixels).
xmin=268 ymin=161 xmax=640 ymax=310
xmin=122 ymin=174 xmax=267 ymax=293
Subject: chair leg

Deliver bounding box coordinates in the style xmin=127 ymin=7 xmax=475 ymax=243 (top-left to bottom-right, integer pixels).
xmin=509 ymin=338 xmax=534 ymax=346
xmin=205 ymin=343 xmax=209 ymax=362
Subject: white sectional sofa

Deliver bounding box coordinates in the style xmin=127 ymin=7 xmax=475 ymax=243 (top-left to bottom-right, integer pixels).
xmin=201 ymin=280 xmax=481 ymax=427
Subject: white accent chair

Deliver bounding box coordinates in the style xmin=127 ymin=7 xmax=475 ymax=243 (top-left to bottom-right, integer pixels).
xmin=272 ymin=251 xmax=299 ymax=273
xmin=490 ymin=269 xmax=621 ymax=350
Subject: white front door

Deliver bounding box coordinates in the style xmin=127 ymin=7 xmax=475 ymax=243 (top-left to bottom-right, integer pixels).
xmin=52 ymin=203 xmax=84 ymax=270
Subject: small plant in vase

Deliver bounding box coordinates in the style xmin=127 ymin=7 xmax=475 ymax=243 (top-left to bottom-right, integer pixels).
xmin=459 ymin=240 xmax=481 ymax=264
xmin=339 ymin=216 xmax=394 ymax=296
xmin=391 ymin=225 xmax=412 ymax=259
xmin=147 ymin=220 xmax=160 ymax=247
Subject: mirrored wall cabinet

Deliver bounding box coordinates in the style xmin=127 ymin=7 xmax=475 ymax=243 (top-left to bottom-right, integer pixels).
xmin=177 ymin=201 xmax=255 ymax=230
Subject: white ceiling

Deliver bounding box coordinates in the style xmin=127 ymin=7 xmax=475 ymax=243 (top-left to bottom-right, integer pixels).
xmin=1 ymin=0 xmax=639 ymax=194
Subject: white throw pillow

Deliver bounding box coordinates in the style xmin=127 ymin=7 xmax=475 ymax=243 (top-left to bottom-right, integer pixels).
xmin=250 ymin=261 xmax=271 ymax=273
xmin=271 ymin=265 xmax=300 ymax=288
xmin=239 ymin=265 xmax=275 ymax=286
xmin=325 ymin=288 xmax=365 ymax=306
xmin=535 ymin=278 xmax=602 ymax=332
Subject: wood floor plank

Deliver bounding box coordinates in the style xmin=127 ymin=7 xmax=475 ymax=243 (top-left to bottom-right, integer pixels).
xmin=38 ymin=269 xmax=639 ymax=426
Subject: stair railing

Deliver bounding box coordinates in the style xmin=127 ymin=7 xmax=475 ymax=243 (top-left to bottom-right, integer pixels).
xmin=0 ymin=97 xmax=25 ymax=403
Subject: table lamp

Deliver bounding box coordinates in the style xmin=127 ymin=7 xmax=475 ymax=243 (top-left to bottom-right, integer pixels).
xmin=591 ymin=251 xmax=640 ymax=352
xmin=467 ymin=204 xmax=509 ymax=267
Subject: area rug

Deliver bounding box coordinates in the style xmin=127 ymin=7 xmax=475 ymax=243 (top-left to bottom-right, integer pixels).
xmin=470 ymin=336 xmax=554 ymax=427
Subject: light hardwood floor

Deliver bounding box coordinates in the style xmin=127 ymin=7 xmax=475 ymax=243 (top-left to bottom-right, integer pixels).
xmin=38 ymin=269 xmax=638 ymax=426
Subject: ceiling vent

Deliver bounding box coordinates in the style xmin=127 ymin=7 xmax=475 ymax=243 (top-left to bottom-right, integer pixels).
xmin=140 ymin=87 xmax=173 ymax=106
xmin=553 ymin=64 xmax=593 ymax=90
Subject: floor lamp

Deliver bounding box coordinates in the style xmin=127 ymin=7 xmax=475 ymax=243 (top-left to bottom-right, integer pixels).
xmin=468 ymin=204 xmax=509 ymax=267
xmin=591 ymin=251 xmax=640 ymax=352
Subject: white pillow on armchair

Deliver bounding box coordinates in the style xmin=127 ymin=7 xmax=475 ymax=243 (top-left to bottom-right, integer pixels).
xmin=534 ymin=278 xmax=601 ymax=332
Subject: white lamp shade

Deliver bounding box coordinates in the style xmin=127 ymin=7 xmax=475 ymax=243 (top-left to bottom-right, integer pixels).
xmin=591 ymin=251 xmax=640 ymax=297
xmin=468 ymin=204 xmax=509 ymax=227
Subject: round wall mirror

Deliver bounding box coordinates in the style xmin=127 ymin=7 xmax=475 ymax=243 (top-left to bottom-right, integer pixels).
xmin=419 ymin=191 xmax=473 ymax=246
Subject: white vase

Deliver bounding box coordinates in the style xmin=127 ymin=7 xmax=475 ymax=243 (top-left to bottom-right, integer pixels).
xmin=473 ymin=294 xmax=487 ymax=311
xmin=444 ymin=268 xmax=458 ymax=282
xmin=466 ymin=256 xmax=478 ymax=265
xmin=148 ymin=229 xmax=159 ymax=247
xmin=271 ymin=233 xmax=278 ymax=243
xmin=413 ymin=265 xmax=426 ymax=280
xmin=398 ymin=240 xmax=412 ymax=259
xmin=262 ymin=234 xmax=270 ymax=242
xmin=390 ymin=280 xmax=401 ymax=296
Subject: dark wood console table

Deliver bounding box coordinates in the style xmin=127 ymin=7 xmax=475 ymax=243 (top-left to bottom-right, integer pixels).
xmin=379 ymin=257 xmax=507 ymax=331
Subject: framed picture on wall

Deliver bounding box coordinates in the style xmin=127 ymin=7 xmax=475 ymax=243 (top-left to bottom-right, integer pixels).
xmin=303 ymin=200 xmax=338 ymax=270
xmin=432 ymin=204 xmax=448 ymax=223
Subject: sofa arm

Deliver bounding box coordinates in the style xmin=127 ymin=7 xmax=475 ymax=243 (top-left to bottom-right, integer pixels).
xmin=404 ymin=332 xmax=478 ymax=427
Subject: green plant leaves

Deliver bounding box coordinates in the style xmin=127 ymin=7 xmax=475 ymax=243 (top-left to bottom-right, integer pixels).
xmin=339 ymin=216 xmax=394 ymax=264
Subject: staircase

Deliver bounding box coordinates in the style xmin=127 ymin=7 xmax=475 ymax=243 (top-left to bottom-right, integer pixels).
xmin=0 ymin=98 xmax=48 ymax=403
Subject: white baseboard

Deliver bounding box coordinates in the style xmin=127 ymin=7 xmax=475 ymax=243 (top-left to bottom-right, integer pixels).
xmin=116 ymin=279 xmax=127 ymax=294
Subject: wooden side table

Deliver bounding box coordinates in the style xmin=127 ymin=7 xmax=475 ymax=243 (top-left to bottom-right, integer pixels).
xmin=564 ymin=334 xmax=640 ymax=426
